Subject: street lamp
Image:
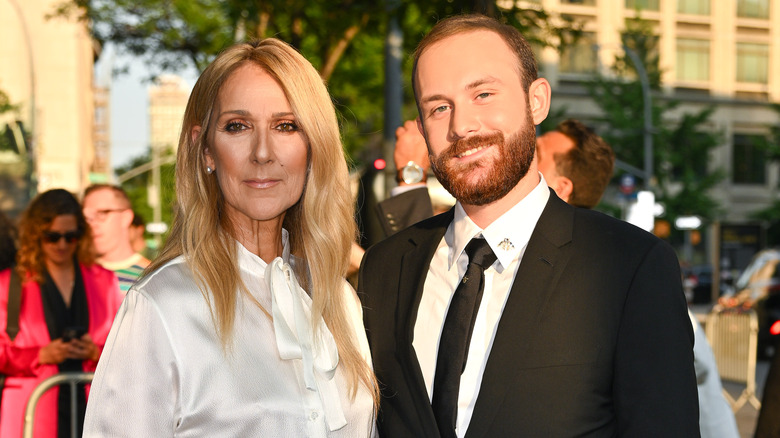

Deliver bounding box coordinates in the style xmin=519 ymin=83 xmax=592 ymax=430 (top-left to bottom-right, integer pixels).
xmin=676 ymin=215 xmax=702 ymax=263
xmin=383 ymin=0 xmax=403 ymax=197
xmin=594 ymin=44 xmax=654 ymax=190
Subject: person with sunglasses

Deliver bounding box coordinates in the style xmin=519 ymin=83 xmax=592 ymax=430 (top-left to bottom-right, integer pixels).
xmin=0 ymin=189 xmax=123 ymax=438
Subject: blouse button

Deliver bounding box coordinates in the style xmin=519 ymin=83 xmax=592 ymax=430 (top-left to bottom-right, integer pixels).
xmin=310 ymin=411 xmax=319 ymax=421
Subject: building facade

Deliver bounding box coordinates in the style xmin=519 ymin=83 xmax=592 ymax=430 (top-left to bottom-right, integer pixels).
xmin=525 ymin=0 xmax=779 ymax=269
xmin=149 ymin=75 xmax=189 ymax=154
xmin=0 ymin=0 xmax=99 ymax=216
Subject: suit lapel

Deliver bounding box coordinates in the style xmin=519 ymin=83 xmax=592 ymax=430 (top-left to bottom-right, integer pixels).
xmin=466 ymin=193 xmax=575 ymax=438
xmin=395 ymin=210 xmax=454 ymax=432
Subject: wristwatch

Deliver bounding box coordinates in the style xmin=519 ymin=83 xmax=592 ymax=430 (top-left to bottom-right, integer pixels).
xmin=397 ymin=161 xmax=426 ymax=184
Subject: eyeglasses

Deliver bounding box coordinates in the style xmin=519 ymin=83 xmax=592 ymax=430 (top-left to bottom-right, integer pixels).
xmin=43 ymin=230 xmax=82 ymax=244
xmin=83 ymin=208 xmax=128 ymax=222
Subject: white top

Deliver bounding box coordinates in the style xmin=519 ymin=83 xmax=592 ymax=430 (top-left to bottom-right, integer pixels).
xmin=83 ymin=233 xmax=376 ymax=438
xmin=413 ymin=175 xmax=549 ymax=438
xmin=688 ymin=311 xmax=739 ymax=438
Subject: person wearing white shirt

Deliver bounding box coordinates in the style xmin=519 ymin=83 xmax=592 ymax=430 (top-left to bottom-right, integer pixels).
xmin=84 ymin=38 xmax=377 ymax=437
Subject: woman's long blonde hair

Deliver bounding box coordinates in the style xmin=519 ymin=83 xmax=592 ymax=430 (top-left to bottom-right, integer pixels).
xmin=146 ymin=38 xmax=376 ymax=402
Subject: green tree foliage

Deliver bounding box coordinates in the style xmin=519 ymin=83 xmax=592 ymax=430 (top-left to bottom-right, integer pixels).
xmin=0 ymin=90 xmax=34 ymax=217
xmin=0 ymin=90 xmax=18 ymax=156
xmin=114 ymin=147 xmax=176 ymax=245
xmin=750 ymin=103 xmax=780 ymax=246
xmin=659 ymin=106 xmax=724 ymax=220
xmin=0 ymin=89 xmax=14 ymax=114
xmin=586 ymin=17 xmax=724 ymax=230
xmin=57 ymin=0 xmax=581 ymax=160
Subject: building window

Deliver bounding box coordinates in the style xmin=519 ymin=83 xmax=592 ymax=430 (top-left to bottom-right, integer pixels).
xmin=678 ymin=0 xmax=710 ymax=14
xmin=562 ymin=0 xmax=596 ymax=5
xmin=560 ymin=32 xmax=597 ymax=74
xmin=626 ymin=0 xmax=660 ymax=10
xmin=732 ymin=134 xmax=766 ymax=184
xmin=736 ymin=43 xmax=769 ymax=84
xmin=737 ymin=0 xmax=769 ymax=19
xmin=676 ymin=38 xmax=710 ymax=82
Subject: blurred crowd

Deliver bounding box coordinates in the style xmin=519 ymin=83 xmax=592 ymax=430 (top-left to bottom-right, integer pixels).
xmin=0 ymin=185 xmax=148 ymax=437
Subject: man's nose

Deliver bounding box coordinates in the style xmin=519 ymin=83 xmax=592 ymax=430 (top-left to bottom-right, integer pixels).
xmin=449 ymin=105 xmax=480 ymax=140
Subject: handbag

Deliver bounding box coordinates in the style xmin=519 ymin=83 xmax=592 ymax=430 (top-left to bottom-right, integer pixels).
xmin=0 ymin=269 xmax=23 ymax=409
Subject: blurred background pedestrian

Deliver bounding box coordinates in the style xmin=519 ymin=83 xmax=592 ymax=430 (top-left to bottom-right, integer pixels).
xmin=0 ymin=211 xmax=17 ymax=271
xmin=0 ymin=189 xmax=122 ymax=438
xmin=82 ymin=184 xmax=150 ymax=294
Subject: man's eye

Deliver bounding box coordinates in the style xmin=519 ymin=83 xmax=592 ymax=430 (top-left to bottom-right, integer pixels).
xmin=433 ymin=105 xmax=449 ymax=113
xmin=276 ymin=122 xmax=299 ymax=132
xmin=225 ymin=121 xmax=247 ymax=132
xmin=476 ymin=92 xmax=491 ymax=99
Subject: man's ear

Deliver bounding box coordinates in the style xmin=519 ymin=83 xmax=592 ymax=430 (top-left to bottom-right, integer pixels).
xmin=119 ymin=208 xmax=134 ymax=229
xmin=528 ymin=78 xmax=551 ymax=125
xmin=416 ymin=117 xmax=426 ymax=138
xmin=550 ymin=176 xmax=573 ymax=204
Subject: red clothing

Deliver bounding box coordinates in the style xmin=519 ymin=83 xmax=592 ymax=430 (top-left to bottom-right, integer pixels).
xmin=0 ymin=265 xmax=122 ymax=438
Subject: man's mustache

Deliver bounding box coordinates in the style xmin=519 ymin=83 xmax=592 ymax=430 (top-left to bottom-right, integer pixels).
xmin=444 ymin=131 xmax=505 ymax=158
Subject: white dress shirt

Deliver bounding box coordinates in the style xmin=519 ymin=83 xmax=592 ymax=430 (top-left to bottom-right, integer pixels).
xmin=84 ymin=231 xmax=376 ymax=437
xmin=413 ymin=175 xmax=550 ymax=437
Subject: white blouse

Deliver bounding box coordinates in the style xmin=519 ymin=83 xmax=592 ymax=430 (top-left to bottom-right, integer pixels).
xmin=83 ymin=238 xmax=376 ymax=437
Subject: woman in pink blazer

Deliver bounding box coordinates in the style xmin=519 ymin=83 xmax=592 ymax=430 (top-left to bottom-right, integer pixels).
xmin=0 ymin=189 xmax=122 ymax=438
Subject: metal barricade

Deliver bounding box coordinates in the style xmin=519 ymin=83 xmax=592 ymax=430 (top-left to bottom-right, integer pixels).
xmin=22 ymin=371 xmax=94 ymax=438
xmin=705 ymin=308 xmax=761 ymax=412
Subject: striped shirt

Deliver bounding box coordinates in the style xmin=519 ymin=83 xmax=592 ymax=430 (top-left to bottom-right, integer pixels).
xmin=100 ymin=253 xmax=150 ymax=295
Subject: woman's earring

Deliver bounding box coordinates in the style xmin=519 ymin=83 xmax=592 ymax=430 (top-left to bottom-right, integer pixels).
xmin=206 ymin=166 xmax=214 ymax=174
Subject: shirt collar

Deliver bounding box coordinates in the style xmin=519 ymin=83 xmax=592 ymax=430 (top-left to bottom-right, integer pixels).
xmin=445 ymin=173 xmax=550 ymax=269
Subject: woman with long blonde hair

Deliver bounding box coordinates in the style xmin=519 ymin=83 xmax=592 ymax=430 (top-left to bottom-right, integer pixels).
xmin=84 ymin=38 xmax=377 ymax=436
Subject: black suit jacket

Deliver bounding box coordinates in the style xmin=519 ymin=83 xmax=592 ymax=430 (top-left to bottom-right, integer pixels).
xmin=359 ymin=191 xmax=700 ymax=437
xmin=375 ymin=187 xmax=435 ymax=237
xmin=756 ymin=342 xmax=780 ymax=437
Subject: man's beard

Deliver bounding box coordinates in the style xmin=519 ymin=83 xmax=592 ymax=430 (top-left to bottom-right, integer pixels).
xmin=430 ymin=115 xmax=536 ymax=206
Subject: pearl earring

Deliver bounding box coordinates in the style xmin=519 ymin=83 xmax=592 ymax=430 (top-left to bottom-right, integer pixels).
xmin=206 ymin=166 xmax=213 ymax=174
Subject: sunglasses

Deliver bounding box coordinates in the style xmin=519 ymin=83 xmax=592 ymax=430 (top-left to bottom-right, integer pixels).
xmin=43 ymin=230 xmax=81 ymax=244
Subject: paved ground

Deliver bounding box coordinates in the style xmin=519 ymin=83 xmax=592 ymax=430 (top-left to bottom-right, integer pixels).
xmin=728 ymin=358 xmax=768 ymax=437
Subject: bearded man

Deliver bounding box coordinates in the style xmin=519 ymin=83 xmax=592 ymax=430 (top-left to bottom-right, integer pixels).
xmin=358 ymin=14 xmax=699 ymax=438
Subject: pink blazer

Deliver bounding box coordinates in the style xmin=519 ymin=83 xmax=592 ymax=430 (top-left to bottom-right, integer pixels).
xmin=0 ymin=265 xmax=123 ymax=438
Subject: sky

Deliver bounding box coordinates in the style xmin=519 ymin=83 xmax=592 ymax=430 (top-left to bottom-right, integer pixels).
xmin=97 ymin=45 xmax=197 ymax=173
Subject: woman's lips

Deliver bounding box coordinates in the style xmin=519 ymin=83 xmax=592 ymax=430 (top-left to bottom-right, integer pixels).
xmin=243 ymin=178 xmax=280 ymax=189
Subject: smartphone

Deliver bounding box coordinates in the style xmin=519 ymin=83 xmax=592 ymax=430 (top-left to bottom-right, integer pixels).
xmin=61 ymin=326 xmax=88 ymax=342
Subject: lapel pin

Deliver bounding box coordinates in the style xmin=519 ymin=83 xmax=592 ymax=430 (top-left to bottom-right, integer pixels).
xmin=499 ymin=238 xmax=514 ymax=251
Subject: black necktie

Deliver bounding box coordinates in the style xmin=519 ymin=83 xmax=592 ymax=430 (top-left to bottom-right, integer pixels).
xmin=432 ymin=238 xmax=497 ymax=437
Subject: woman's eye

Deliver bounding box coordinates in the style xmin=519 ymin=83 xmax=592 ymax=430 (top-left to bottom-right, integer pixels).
xmin=225 ymin=121 xmax=248 ymax=133
xmin=276 ymin=122 xmax=299 ymax=132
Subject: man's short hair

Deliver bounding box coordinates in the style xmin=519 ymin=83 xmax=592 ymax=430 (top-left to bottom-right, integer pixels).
xmin=131 ymin=211 xmax=146 ymax=227
xmin=412 ymin=14 xmax=538 ymax=101
xmin=83 ymin=184 xmax=132 ymax=209
xmin=554 ymin=119 xmax=615 ymax=209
